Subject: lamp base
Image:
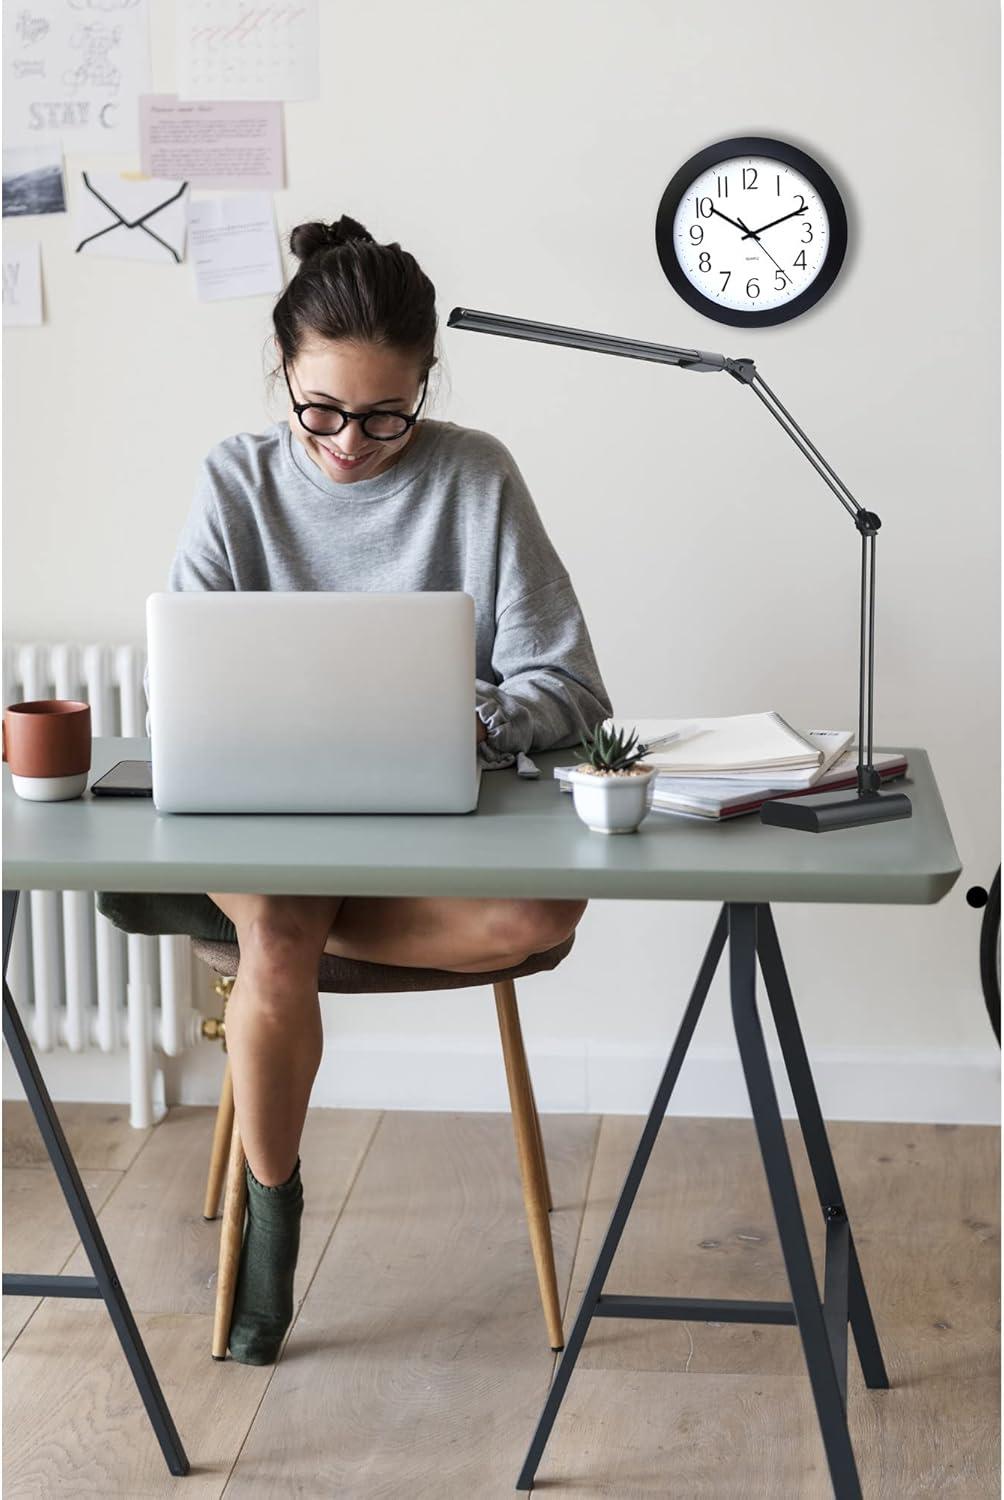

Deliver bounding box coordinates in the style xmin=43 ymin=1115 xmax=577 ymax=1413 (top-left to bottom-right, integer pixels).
xmin=759 ymin=788 xmax=912 ymax=832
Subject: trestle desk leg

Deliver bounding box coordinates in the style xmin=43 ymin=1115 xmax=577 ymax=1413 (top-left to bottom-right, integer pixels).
xmin=2 ymin=890 xmax=189 ymax=1477
xmin=729 ymin=904 xmax=862 ymax=1500
xmin=755 ymin=902 xmax=889 ymax=1394
xmin=515 ymin=905 xmax=729 ymax=1491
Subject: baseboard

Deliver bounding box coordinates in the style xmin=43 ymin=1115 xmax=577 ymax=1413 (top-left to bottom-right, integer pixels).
xmin=5 ymin=1034 xmax=1000 ymax=1125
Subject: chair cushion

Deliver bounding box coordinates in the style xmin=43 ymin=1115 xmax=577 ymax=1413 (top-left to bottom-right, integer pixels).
xmin=190 ymin=931 xmax=575 ymax=992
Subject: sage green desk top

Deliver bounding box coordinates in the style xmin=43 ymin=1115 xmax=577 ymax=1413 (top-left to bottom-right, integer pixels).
xmin=3 ymin=738 xmax=960 ymax=905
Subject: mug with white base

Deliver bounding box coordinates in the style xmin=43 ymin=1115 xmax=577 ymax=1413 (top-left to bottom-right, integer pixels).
xmin=3 ymin=700 xmax=91 ymax=801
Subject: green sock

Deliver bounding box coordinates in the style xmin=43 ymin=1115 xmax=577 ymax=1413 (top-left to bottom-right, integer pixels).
xmin=227 ymin=1156 xmax=304 ymax=1366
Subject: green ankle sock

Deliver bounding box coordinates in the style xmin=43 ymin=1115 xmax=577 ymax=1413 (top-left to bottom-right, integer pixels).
xmin=227 ymin=1156 xmax=304 ymax=1366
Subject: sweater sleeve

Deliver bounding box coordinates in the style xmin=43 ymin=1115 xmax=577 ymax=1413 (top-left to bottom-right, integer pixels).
xmin=144 ymin=458 xmax=234 ymax=734
xmin=475 ymin=574 xmax=614 ymax=759
xmin=474 ymin=444 xmax=613 ymax=760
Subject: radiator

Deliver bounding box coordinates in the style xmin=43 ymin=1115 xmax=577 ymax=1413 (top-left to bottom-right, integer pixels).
xmin=2 ymin=642 xmax=196 ymax=1128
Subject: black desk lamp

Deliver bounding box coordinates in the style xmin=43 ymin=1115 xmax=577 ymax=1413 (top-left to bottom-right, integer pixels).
xmin=447 ymin=306 xmax=911 ymax=832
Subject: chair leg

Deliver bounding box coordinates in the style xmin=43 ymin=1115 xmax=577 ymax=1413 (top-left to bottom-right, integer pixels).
xmin=507 ymin=999 xmax=553 ymax=1212
xmin=494 ymin=979 xmax=564 ymax=1350
xmin=203 ymin=1057 xmax=235 ymax=1221
xmin=212 ymin=1113 xmax=247 ymax=1360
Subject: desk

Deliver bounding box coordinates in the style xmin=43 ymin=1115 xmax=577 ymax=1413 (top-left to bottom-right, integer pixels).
xmin=4 ymin=737 xmax=961 ymax=1493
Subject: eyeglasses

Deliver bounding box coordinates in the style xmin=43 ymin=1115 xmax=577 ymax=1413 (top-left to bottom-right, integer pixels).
xmin=282 ymin=358 xmax=429 ymax=441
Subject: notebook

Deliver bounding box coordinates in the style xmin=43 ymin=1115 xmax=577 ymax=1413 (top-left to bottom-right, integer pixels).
xmin=601 ymin=712 xmax=821 ymax=776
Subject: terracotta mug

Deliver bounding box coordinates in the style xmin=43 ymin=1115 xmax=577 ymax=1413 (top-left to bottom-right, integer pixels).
xmin=2 ymin=700 xmax=91 ymax=801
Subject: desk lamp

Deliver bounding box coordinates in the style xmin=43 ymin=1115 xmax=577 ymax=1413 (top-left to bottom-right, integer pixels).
xmin=447 ymin=307 xmax=911 ymax=832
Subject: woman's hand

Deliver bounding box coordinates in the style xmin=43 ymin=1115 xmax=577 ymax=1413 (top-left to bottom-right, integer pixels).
xmin=476 ymin=713 xmax=488 ymax=744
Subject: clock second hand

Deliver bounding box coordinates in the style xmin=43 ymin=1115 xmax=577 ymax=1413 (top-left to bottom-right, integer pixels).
xmin=737 ymin=216 xmax=792 ymax=286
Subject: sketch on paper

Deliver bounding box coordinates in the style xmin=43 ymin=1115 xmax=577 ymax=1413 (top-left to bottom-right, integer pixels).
xmin=3 ymin=0 xmax=152 ymax=154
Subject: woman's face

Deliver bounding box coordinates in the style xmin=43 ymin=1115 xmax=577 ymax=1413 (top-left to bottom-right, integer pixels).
xmin=284 ymin=340 xmax=427 ymax=485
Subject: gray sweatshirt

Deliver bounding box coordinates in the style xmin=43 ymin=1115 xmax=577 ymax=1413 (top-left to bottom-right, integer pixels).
xmin=146 ymin=417 xmax=613 ymax=767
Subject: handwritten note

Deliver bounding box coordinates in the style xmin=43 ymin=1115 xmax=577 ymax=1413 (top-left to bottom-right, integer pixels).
xmin=140 ymin=96 xmax=284 ymax=190
xmin=177 ymin=0 xmax=319 ymax=101
xmin=189 ymin=192 xmax=284 ymax=301
xmin=3 ymin=240 xmax=44 ymax=326
xmin=3 ymin=0 xmax=152 ymax=154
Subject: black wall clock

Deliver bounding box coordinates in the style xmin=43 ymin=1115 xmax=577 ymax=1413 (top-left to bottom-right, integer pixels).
xmin=655 ymin=136 xmax=848 ymax=328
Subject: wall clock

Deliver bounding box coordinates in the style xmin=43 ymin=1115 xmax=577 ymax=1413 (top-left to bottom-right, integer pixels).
xmin=655 ymin=136 xmax=848 ymax=328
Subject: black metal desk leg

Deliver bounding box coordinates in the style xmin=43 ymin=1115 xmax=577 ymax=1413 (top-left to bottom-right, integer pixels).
xmin=515 ymin=905 xmax=729 ymax=1491
xmin=729 ymin=904 xmax=862 ymax=1500
xmin=2 ymin=891 xmax=189 ymax=1478
xmin=755 ymin=903 xmax=889 ymax=1393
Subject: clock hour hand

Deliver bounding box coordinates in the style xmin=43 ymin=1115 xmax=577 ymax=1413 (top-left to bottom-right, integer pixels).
xmin=741 ymin=205 xmax=807 ymax=239
xmin=737 ymin=217 xmax=792 ymax=286
xmin=708 ymin=205 xmax=760 ymax=238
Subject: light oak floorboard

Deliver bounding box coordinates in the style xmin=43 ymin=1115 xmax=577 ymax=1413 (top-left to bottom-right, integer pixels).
xmin=3 ymin=1099 xmax=152 ymax=1171
xmin=59 ymin=1104 xmax=381 ymax=1315
xmin=532 ymin=1367 xmax=1000 ymax=1497
xmin=3 ymin=1303 xmax=271 ymax=1499
xmin=3 ymin=1165 xmax=120 ymax=1353
xmin=222 ymin=1109 xmax=600 ymax=1500
xmin=568 ymin=1117 xmax=1000 ymax=1385
xmin=2 ymin=1106 xmax=997 ymax=1497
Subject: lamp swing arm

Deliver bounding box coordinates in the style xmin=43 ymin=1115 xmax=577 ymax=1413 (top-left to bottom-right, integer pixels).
xmin=446 ymin=309 xmax=886 ymax=801
xmin=725 ymin=358 xmax=882 ymax=793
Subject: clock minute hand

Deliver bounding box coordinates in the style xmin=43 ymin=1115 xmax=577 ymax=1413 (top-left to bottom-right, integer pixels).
xmin=741 ymin=206 xmax=807 ymax=239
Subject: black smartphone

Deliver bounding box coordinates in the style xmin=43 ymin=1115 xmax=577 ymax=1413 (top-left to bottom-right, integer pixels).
xmin=91 ymin=759 xmax=153 ymax=797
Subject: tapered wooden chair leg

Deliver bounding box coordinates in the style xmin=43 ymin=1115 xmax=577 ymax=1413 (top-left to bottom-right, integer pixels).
xmin=517 ymin=1032 xmax=553 ymax=1212
xmin=203 ymin=1058 xmax=235 ymax=1221
xmin=496 ymin=981 xmax=553 ymax=1207
xmin=212 ymin=1115 xmax=247 ymax=1360
xmin=494 ymin=979 xmax=564 ymax=1350
xmin=504 ymin=990 xmax=552 ymax=1212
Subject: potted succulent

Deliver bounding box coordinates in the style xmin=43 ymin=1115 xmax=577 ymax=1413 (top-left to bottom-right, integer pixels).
xmin=567 ymin=722 xmax=658 ymax=834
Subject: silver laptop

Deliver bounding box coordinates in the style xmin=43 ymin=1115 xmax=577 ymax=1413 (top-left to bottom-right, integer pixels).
xmin=146 ymin=592 xmax=483 ymax=814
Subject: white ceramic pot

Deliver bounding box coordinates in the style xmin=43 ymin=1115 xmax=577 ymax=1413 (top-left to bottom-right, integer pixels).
xmin=568 ymin=766 xmax=657 ymax=834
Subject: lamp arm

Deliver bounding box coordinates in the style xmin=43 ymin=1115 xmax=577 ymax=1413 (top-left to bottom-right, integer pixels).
xmin=724 ymin=358 xmax=882 ymax=794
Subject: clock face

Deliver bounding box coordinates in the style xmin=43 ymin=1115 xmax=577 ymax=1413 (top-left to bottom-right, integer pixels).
xmin=655 ymin=138 xmax=847 ymax=328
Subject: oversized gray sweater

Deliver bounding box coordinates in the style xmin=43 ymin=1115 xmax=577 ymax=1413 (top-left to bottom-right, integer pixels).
xmin=146 ymin=417 xmax=613 ymax=767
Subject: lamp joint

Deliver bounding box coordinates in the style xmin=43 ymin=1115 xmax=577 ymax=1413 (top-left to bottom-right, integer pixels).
xmin=855 ymin=509 xmax=882 ymax=535
xmin=724 ymin=357 xmax=756 ymax=386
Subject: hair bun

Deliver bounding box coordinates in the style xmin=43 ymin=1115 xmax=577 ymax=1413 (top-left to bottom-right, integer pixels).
xmin=289 ymin=215 xmax=374 ymax=262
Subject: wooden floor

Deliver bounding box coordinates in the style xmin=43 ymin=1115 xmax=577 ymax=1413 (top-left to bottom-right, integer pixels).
xmin=2 ymin=1101 xmax=999 ymax=1497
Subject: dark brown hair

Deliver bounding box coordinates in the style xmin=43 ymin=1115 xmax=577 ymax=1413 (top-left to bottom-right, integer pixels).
xmin=271 ymin=214 xmax=438 ymax=383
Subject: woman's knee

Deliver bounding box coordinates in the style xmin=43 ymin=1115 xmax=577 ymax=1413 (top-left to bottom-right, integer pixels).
xmin=209 ymin=893 xmax=342 ymax=973
xmin=492 ymin=898 xmax=588 ymax=957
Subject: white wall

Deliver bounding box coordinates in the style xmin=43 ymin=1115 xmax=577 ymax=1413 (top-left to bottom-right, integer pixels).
xmin=4 ymin=0 xmax=1000 ymax=1122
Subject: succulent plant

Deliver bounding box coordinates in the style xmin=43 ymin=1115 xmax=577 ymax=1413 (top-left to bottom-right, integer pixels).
xmin=576 ymin=722 xmax=651 ymax=773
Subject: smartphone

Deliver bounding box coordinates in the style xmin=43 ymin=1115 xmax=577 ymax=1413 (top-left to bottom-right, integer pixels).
xmin=91 ymin=759 xmax=153 ymax=797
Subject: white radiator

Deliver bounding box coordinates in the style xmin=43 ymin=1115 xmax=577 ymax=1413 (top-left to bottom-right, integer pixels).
xmin=2 ymin=642 xmax=197 ymax=1128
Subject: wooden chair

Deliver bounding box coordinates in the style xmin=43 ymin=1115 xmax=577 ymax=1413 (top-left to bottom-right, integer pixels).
xmin=192 ymin=933 xmax=574 ymax=1360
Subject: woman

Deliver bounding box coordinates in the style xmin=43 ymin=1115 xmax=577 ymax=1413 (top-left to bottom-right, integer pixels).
xmin=101 ymin=214 xmax=612 ymax=1365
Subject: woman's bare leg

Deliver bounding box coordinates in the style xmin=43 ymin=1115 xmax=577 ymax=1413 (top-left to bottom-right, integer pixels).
xmin=208 ymin=892 xmax=344 ymax=1185
xmin=323 ymin=896 xmax=588 ymax=973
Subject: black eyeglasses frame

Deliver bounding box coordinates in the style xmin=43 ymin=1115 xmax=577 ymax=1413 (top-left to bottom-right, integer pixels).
xmin=282 ymin=358 xmax=429 ymax=442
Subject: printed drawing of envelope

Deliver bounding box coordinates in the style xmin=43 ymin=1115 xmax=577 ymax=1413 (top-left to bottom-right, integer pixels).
xmin=74 ymin=173 xmax=189 ymax=263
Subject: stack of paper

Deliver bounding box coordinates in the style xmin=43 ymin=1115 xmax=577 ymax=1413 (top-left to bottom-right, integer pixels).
xmin=602 ymin=713 xmax=823 ymax=777
xmin=555 ymin=750 xmax=909 ymax=821
xmin=558 ymin=713 xmax=909 ymax=821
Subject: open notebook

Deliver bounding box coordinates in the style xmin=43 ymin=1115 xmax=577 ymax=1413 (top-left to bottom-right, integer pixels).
xmin=604 ymin=712 xmax=821 ymax=776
